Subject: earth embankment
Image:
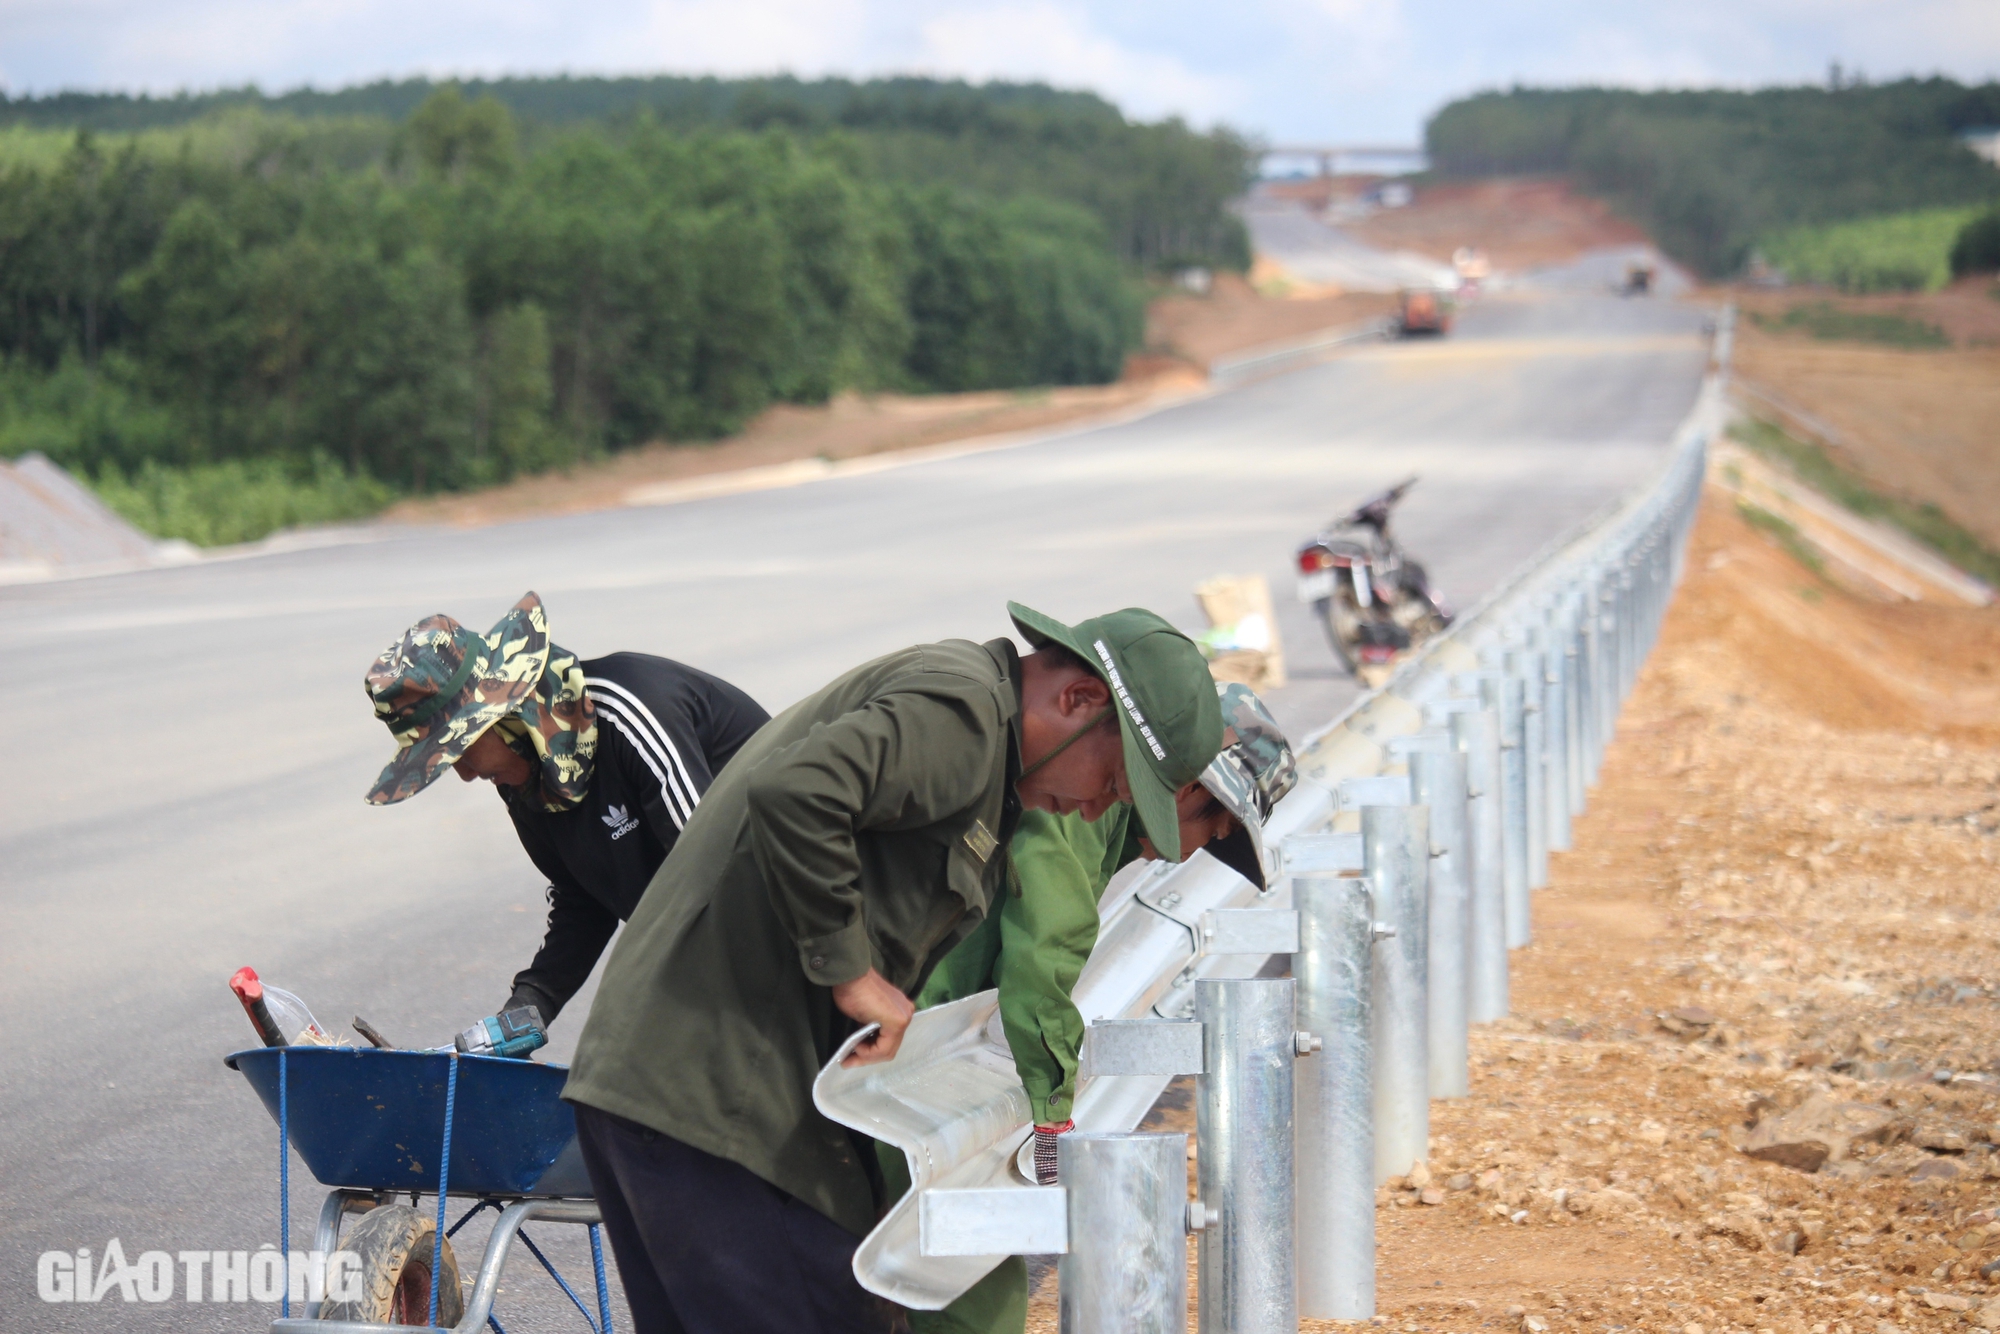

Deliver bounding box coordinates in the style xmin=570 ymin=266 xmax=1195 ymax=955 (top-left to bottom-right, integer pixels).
xmin=1027 ymin=490 xmax=2000 ymax=1332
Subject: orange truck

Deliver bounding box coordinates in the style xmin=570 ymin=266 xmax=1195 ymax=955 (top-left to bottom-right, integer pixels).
xmin=1396 ymin=286 xmax=1455 ymax=336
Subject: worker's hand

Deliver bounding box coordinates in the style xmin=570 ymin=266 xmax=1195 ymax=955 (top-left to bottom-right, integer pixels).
xmin=1032 ymin=1120 xmax=1073 ymax=1186
xmin=832 ymin=969 xmax=915 ymax=1067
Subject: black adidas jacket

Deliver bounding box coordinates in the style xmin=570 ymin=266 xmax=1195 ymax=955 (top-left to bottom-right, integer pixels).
xmin=502 ymin=653 xmax=769 ymax=1023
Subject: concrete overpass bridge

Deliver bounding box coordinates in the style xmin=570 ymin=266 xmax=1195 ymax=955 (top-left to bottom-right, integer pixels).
xmin=1260 ymin=144 xmax=1428 ymax=177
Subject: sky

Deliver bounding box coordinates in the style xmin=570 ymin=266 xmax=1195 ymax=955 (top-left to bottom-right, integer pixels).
xmin=2 ymin=0 xmax=1997 ymax=143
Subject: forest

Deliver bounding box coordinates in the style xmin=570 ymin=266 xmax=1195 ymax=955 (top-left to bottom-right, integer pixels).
xmin=0 ymin=78 xmax=1254 ymax=541
xmin=1425 ymin=79 xmax=2000 ymax=277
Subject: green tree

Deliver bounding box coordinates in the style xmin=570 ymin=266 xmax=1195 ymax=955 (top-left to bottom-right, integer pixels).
xmin=3 ymin=77 xmax=1174 ymax=539
xmin=395 ymin=85 xmax=519 ymax=182
xmin=1427 ymin=81 xmax=2000 ymax=276
xmin=1949 ymin=209 xmax=2000 ymax=275
xmin=478 ymin=301 xmax=563 ymax=478
xmin=119 ymin=196 xmax=250 ymax=456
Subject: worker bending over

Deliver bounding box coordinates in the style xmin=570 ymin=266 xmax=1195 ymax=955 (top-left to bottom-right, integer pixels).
xmin=883 ymin=682 xmax=1297 ymax=1334
xmin=362 ymin=591 xmax=769 ymax=1033
xmin=564 ymin=603 xmax=1224 ymax=1334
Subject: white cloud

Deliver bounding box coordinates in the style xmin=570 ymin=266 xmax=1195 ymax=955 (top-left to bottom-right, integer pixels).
xmin=912 ymin=3 xmax=1238 ymax=124
xmin=0 ymin=0 xmax=1991 ymax=141
xmin=615 ymin=0 xmax=879 ymax=80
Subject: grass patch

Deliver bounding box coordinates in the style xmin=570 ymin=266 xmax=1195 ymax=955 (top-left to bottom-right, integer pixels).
xmin=91 ymin=456 xmax=395 ymax=547
xmin=1731 ymin=416 xmax=2000 ymax=586
xmin=1760 ymin=206 xmax=1985 ymax=294
xmin=1735 ymin=500 xmax=1825 ymax=576
xmin=1748 ymin=301 xmax=1949 ymax=349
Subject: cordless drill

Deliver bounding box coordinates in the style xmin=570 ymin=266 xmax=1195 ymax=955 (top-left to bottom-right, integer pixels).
xmin=453 ymin=1005 xmax=547 ymax=1059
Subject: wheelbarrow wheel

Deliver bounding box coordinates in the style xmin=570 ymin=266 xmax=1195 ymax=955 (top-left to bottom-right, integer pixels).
xmin=318 ymin=1204 xmax=464 ymax=1326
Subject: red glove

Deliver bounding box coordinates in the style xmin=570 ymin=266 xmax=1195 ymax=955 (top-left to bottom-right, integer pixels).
xmin=1032 ymin=1120 xmax=1073 ymax=1186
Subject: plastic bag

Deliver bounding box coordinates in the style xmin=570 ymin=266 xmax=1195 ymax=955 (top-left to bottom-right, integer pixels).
xmin=262 ymin=982 xmax=334 ymax=1046
xmin=228 ymin=965 xmax=340 ymax=1047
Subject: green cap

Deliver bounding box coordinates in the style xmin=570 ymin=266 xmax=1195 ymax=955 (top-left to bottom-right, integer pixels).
xmin=1008 ymin=601 xmax=1224 ymax=861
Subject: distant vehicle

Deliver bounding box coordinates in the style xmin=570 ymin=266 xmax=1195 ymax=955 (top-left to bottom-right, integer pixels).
xmin=1396 ymin=287 xmax=1455 ymax=336
xmin=1624 ymin=261 xmax=1655 ymax=295
xmin=1294 ymin=477 xmax=1453 ymax=684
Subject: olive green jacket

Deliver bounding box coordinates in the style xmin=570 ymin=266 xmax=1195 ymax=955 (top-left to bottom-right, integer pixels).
xmin=564 ymin=638 xmax=1023 ymax=1237
xmin=914 ymin=806 xmax=1140 ymax=1124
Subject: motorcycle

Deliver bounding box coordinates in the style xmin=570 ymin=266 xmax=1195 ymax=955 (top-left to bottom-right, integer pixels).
xmin=1295 ymin=477 xmax=1453 ymax=684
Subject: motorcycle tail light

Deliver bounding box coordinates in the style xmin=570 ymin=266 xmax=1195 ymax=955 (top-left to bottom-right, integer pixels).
xmin=1297 ymin=548 xmax=1331 ymax=573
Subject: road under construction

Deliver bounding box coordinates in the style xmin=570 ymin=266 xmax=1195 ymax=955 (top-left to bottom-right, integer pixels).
xmin=0 ymin=285 xmax=1711 ymax=1331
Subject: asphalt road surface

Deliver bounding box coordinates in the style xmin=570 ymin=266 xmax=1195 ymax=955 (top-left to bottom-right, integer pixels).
xmin=1242 ymin=196 xmax=1456 ymax=292
xmin=1 ymin=290 xmax=1711 ymax=1331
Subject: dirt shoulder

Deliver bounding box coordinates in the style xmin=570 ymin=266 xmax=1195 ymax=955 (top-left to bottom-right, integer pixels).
xmin=381 ymin=375 xmax=1202 ymax=528
xmin=385 ymin=275 xmax=1388 ymax=531
xmin=1730 ymin=283 xmax=2000 ymax=552
xmin=1360 ymin=494 xmax=2000 ymax=1334
xmin=1355 ymin=493 xmax=2000 ymax=1332
xmin=1148 ymin=272 xmax=1395 ymax=364
xmin=1024 ymin=489 xmax=2000 ymax=1333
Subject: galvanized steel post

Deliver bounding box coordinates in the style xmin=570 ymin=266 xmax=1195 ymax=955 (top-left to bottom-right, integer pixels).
xmin=1642 ymin=550 xmax=1654 ymax=672
xmin=1364 ymin=804 xmax=1429 ymax=1182
xmin=1616 ymin=568 xmax=1632 ymax=700
xmin=1508 ymin=646 xmax=1548 ymax=890
xmin=1293 ymin=875 xmax=1375 ymax=1321
xmin=1536 ymin=621 xmax=1573 ymax=854
xmin=1595 ymin=574 xmax=1619 ymax=777
xmin=1059 ymin=1133 xmax=1190 ymax=1334
xmin=1403 ymin=740 xmax=1471 ymax=1098
xmin=1478 ymin=672 xmax=1530 ymax=948
xmin=1568 ymin=600 xmax=1584 ymax=820
xmin=1446 ymin=706 xmax=1507 ymax=1022
xmin=1578 ymin=577 xmax=1605 ymax=789
xmin=1603 ymin=574 xmax=1627 ymax=723
xmin=1197 ymin=978 xmax=1301 ymax=1334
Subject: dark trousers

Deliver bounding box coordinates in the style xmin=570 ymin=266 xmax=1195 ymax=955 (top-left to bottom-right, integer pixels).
xmin=574 ymin=1103 xmax=892 ymax=1334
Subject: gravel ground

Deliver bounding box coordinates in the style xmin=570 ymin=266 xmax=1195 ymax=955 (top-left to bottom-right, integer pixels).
xmin=1027 ymin=487 xmax=2000 ymax=1334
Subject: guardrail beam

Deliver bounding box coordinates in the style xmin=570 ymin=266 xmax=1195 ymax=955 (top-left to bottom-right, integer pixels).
xmin=1277 ymin=832 xmax=1365 ymax=875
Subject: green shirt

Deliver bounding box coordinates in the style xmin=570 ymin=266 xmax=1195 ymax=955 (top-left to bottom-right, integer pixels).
xmin=564 ymin=638 xmax=1023 ymax=1237
xmin=914 ymin=805 xmax=1140 ymax=1124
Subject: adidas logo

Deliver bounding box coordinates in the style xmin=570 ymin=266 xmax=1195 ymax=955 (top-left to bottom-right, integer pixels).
xmin=601 ymin=804 xmax=640 ymax=840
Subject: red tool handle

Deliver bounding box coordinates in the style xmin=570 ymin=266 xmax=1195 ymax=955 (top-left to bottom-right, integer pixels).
xmin=230 ymin=966 xmax=288 ymax=1047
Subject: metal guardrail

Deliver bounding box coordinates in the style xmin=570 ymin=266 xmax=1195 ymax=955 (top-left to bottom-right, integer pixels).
xmin=815 ymin=357 xmax=1722 ymax=1326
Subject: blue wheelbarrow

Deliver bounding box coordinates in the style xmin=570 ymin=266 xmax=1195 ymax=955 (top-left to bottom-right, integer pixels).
xmin=231 ymin=1045 xmax=613 ymax=1332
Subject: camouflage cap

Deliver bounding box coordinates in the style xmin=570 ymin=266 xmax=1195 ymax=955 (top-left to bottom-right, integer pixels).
xmin=364 ymin=591 xmax=592 ymax=807
xmin=1197 ymin=683 xmax=1298 ymax=890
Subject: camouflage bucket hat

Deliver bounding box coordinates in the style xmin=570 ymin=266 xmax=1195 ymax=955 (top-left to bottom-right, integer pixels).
xmin=364 ymin=591 xmax=593 ymax=807
xmin=1198 ymin=683 xmax=1298 ymax=890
